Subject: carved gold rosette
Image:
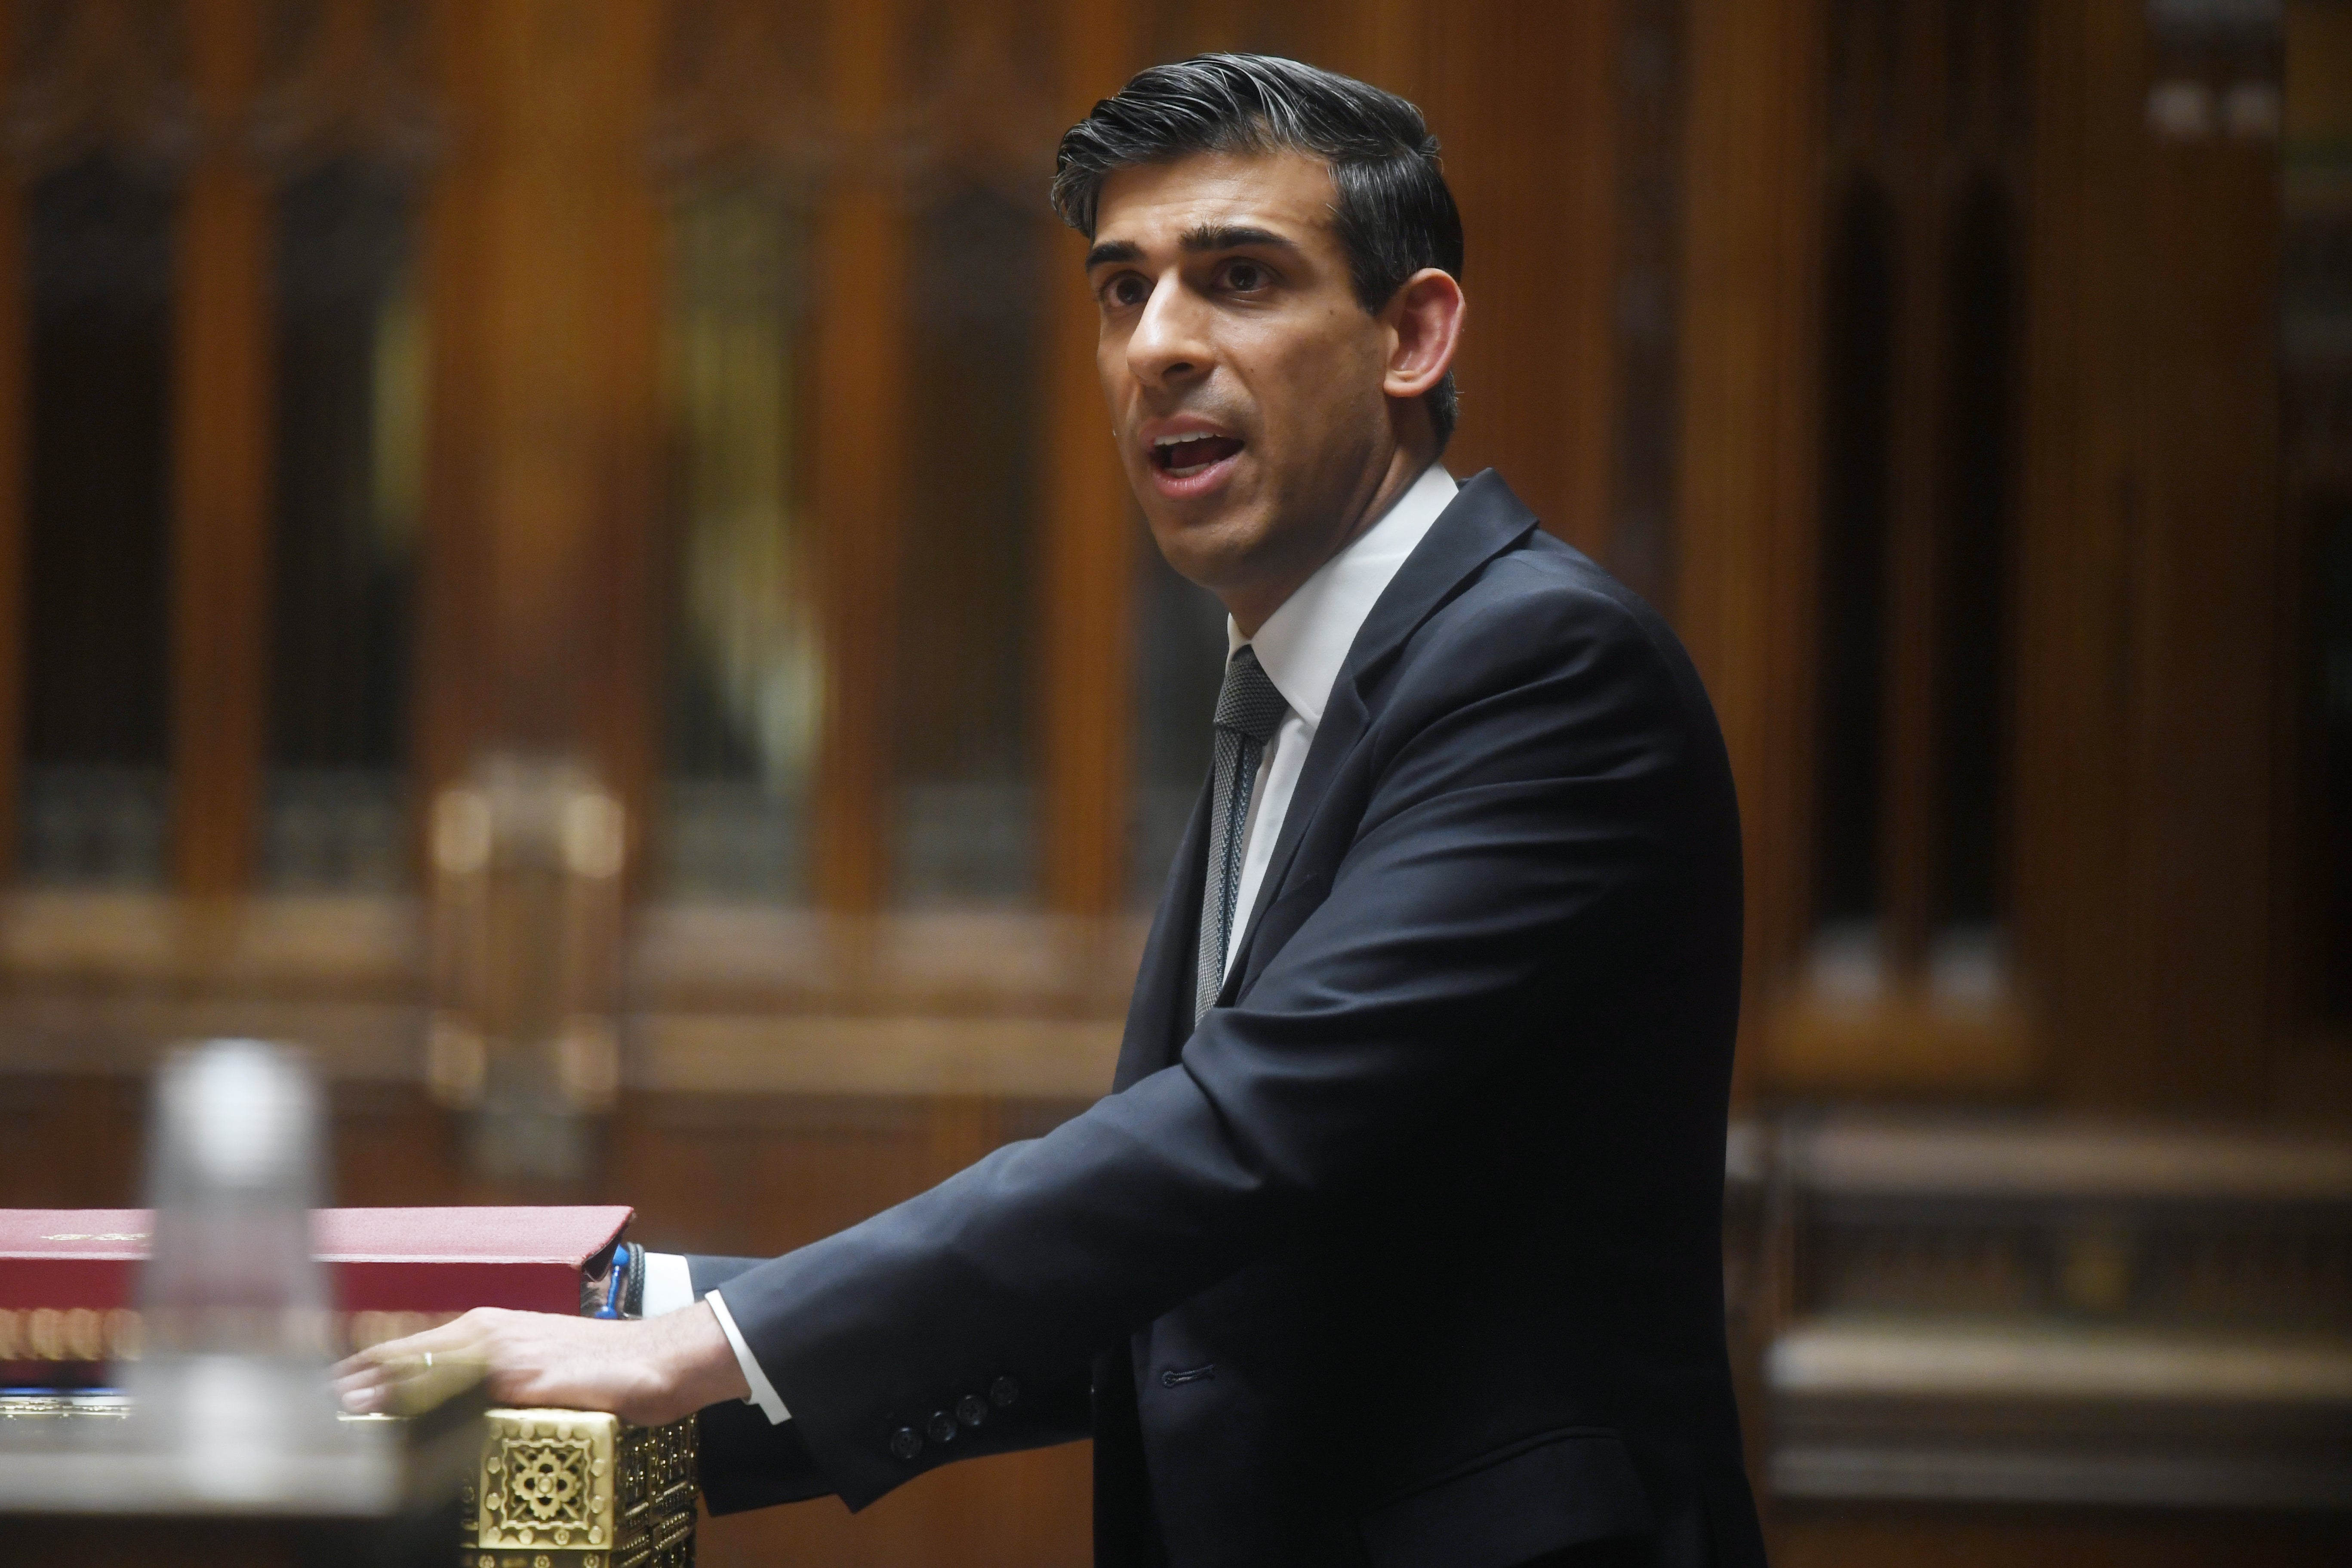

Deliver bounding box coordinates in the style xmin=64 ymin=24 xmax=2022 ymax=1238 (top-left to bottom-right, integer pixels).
xmin=461 ymin=1409 xmax=699 ymax=1568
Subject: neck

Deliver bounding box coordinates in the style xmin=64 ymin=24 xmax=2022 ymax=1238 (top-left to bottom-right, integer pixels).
xmin=1225 ymin=441 xmax=1432 ymax=638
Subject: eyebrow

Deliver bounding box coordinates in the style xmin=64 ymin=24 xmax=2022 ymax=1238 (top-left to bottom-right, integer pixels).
xmin=1180 ymin=223 xmax=1300 ymax=255
xmin=1082 ymin=224 xmax=1304 ymax=271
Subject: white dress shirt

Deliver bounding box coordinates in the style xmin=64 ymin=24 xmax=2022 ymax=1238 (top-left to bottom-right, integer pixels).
xmin=1219 ymin=459 xmax=1456 ymax=979
xmin=645 ymin=459 xmax=1459 ymax=1426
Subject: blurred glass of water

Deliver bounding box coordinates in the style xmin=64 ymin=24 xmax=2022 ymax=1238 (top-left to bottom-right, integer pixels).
xmin=128 ymin=1039 xmax=346 ymax=1502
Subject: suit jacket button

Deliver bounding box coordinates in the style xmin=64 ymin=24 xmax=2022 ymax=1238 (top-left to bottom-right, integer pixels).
xmin=888 ymin=1426 xmax=923 ymax=1461
xmin=954 ymin=1394 xmax=988 ymax=1428
xmin=988 ymin=1376 xmax=1020 ymax=1409
xmin=925 ymin=1410 xmax=958 ymax=1445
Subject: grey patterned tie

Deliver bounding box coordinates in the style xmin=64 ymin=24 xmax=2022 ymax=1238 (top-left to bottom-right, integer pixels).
xmin=1197 ymin=645 xmax=1289 ymax=1022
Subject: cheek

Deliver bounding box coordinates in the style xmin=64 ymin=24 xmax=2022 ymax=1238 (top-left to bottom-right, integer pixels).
xmin=1096 ymin=367 xmax=1146 ymax=463
xmin=1095 ymin=337 xmax=1124 ymax=409
xmin=1255 ymin=326 xmax=1387 ymax=448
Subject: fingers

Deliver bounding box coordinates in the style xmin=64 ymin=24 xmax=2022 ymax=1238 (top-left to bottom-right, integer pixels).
xmin=329 ymin=1309 xmax=644 ymax=1418
xmin=335 ymin=1309 xmax=492 ymax=1375
xmin=333 ymin=1309 xmax=500 ymax=1414
xmin=336 ymin=1309 xmax=725 ymax=1426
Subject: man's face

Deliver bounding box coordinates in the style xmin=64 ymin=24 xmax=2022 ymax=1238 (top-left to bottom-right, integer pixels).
xmin=1086 ymin=151 xmax=1402 ymax=615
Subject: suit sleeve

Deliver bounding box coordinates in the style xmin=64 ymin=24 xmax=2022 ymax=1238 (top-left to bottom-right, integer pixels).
xmin=679 ymin=1255 xmax=828 ymax=1513
xmin=683 ymin=1254 xmax=1096 ymax=1514
xmin=709 ymin=582 xmax=1718 ymax=1510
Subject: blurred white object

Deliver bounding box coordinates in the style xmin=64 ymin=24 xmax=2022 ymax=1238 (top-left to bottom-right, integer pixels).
xmin=0 ymin=1039 xmax=439 ymax=1515
xmin=126 ymin=1040 xmax=350 ymax=1504
xmin=137 ymin=1040 xmax=329 ymax=1354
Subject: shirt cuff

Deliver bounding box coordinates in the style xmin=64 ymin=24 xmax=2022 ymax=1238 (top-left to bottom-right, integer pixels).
xmin=639 ymin=1252 xmax=694 ymax=1319
xmin=704 ymin=1287 xmax=792 ymax=1425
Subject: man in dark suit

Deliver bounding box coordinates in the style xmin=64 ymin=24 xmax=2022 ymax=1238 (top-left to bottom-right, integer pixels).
xmin=339 ymin=55 xmax=1765 ymax=1568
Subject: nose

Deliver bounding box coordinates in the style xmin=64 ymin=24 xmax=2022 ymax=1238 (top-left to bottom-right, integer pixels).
xmin=1124 ymin=271 xmax=1212 ymax=391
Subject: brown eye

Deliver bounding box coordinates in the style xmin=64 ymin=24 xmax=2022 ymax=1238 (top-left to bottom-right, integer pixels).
xmin=1223 ymin=261 xmax=1265 ymax=292
xmin=1105 ymin=274 xmax=1147 ymax=308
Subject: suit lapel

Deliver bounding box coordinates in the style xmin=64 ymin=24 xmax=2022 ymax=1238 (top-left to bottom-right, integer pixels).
xmin=1114 ymin=769 xmax=1212 ymax=1090
xmin=1215 ymin=471 xmax=1541 ymax=1003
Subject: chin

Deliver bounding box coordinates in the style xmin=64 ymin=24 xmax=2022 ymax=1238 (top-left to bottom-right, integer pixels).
xmin=1145 ymin=509 xmax=1262 ymax=594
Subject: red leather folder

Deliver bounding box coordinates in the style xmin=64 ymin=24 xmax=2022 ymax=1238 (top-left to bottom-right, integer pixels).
xmin=0 ymin=1207 xmax=633 ymax=1374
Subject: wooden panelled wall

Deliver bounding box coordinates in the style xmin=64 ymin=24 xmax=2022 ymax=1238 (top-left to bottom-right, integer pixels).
xmin=0 ymin=0 xmax=2319 ymax=1112
xmin=1679 ymin=0 xmax=2322 ymax=1116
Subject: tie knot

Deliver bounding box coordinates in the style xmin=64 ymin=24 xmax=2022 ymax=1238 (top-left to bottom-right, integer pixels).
xmin=1214 ymin=645 xmax=1288 ymax=744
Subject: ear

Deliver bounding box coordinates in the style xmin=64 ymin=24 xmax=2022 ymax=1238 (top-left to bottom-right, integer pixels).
xmin=1379 ymin=267 xmax=1465 ymax=401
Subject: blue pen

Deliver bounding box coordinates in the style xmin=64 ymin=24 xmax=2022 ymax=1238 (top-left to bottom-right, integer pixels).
xmin=594 ymin=1244 xmax=631 ymax=1319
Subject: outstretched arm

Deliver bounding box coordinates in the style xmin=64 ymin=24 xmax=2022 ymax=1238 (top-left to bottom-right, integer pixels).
xmin=335 ymin=579 xmax=1719 ymax=1516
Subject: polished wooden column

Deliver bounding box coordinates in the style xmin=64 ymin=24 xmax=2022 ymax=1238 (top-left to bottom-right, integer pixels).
xmin=170 ymin=0 xmax=271 ymax=898
xmin=1674 ymin=0 xmax=1827 ymax=1099
xmin=2116 ymin=6 xmax=2285 ymax=1112
xmin=1550 ymin=2 xmax=1626 ymax=567
xmin=1410 ymin=1 xmax=1619 ymax=551
xmin=2021 ymin=0 xmax=2290 ymax=1114
xmin=1040 ymin=0 xmax=1140 ymax=917
xmin=2124 ymin=39 xmax=2286 ymax=1114
xmin=1874 ymin=7 xmax=1953 ymax=982
xmin=807 ymin=0 xmax=909 ymax=915
xmin=591 ymin=11 xmax=667 ymax=896
xmin=413 ymin=0 xmax=491 ymax=829
xmin=0 ymin=6 xmax=22 ymax=888
xmin=414 ymin=0 xmax=663 ymax=841
xmin=2014 ymin=0 xmax=2150 ymax=1114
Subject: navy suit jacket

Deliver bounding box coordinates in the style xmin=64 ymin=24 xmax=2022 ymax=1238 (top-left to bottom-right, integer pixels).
xmin=687 ymin=471 xmax=1767 ymax=1568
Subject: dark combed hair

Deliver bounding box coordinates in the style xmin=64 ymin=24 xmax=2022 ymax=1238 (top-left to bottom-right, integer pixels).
xmin=1051 ymin=53 xmax=1465 ymax=447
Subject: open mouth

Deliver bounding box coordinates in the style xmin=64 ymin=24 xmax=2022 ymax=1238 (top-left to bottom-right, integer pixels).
xmin=1151 ymin=434 xmax=1245 ymax=477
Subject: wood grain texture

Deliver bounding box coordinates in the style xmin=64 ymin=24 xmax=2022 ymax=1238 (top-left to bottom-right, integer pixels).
xmin=1773 ymin=1507 xmax=2352 ymax=1568
xmin=1674 ymin=0 xmax=1826 ymax=1103
xmin=1406 ymin=1 xmax=1588 ymax=540
xmin=170 ymin=0 xmax=271 ymax=899
xmin=1040 ymin=0 xmax=1141 ymax=916
xmin=587 ymin=0 xmax=667 ymax=904
xmin=2123 ymin=76 xmax=2286 ymax=1116
xmin=2013 ymin=0 xmax=2143 ymax=1112
xmin=2018 ymin=0 xmax=2291 ymax=1115
xmin=413 ymin=0 xmax=493 ymax=839
xmin=1552 ymin=1 xmax=1625 ymax=567
xmin=411 ymin=0 xmax=662 ymax=882
xmin=1761 ymin=0 xmax=2041 ymax=1094
xmin=0 ymin=0 xmax=21 ymax=887
xmin=1874 ymin=2 xmax=1945 ymax=977
xmin=809 ymin=0 xmax=909 ymax=914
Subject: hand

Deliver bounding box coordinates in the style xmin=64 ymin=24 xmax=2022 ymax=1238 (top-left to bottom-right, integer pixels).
xmin=330 ymin=1301 xmax=750 ymax=1428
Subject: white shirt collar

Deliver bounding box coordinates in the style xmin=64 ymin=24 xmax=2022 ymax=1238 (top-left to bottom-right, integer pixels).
xmin=1227 ymin=462 xmax=1456 ymax=728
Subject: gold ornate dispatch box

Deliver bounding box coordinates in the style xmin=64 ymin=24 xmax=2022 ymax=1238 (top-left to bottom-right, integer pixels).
xmin=463 ymin=1408 xmax=699 ymax=1568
